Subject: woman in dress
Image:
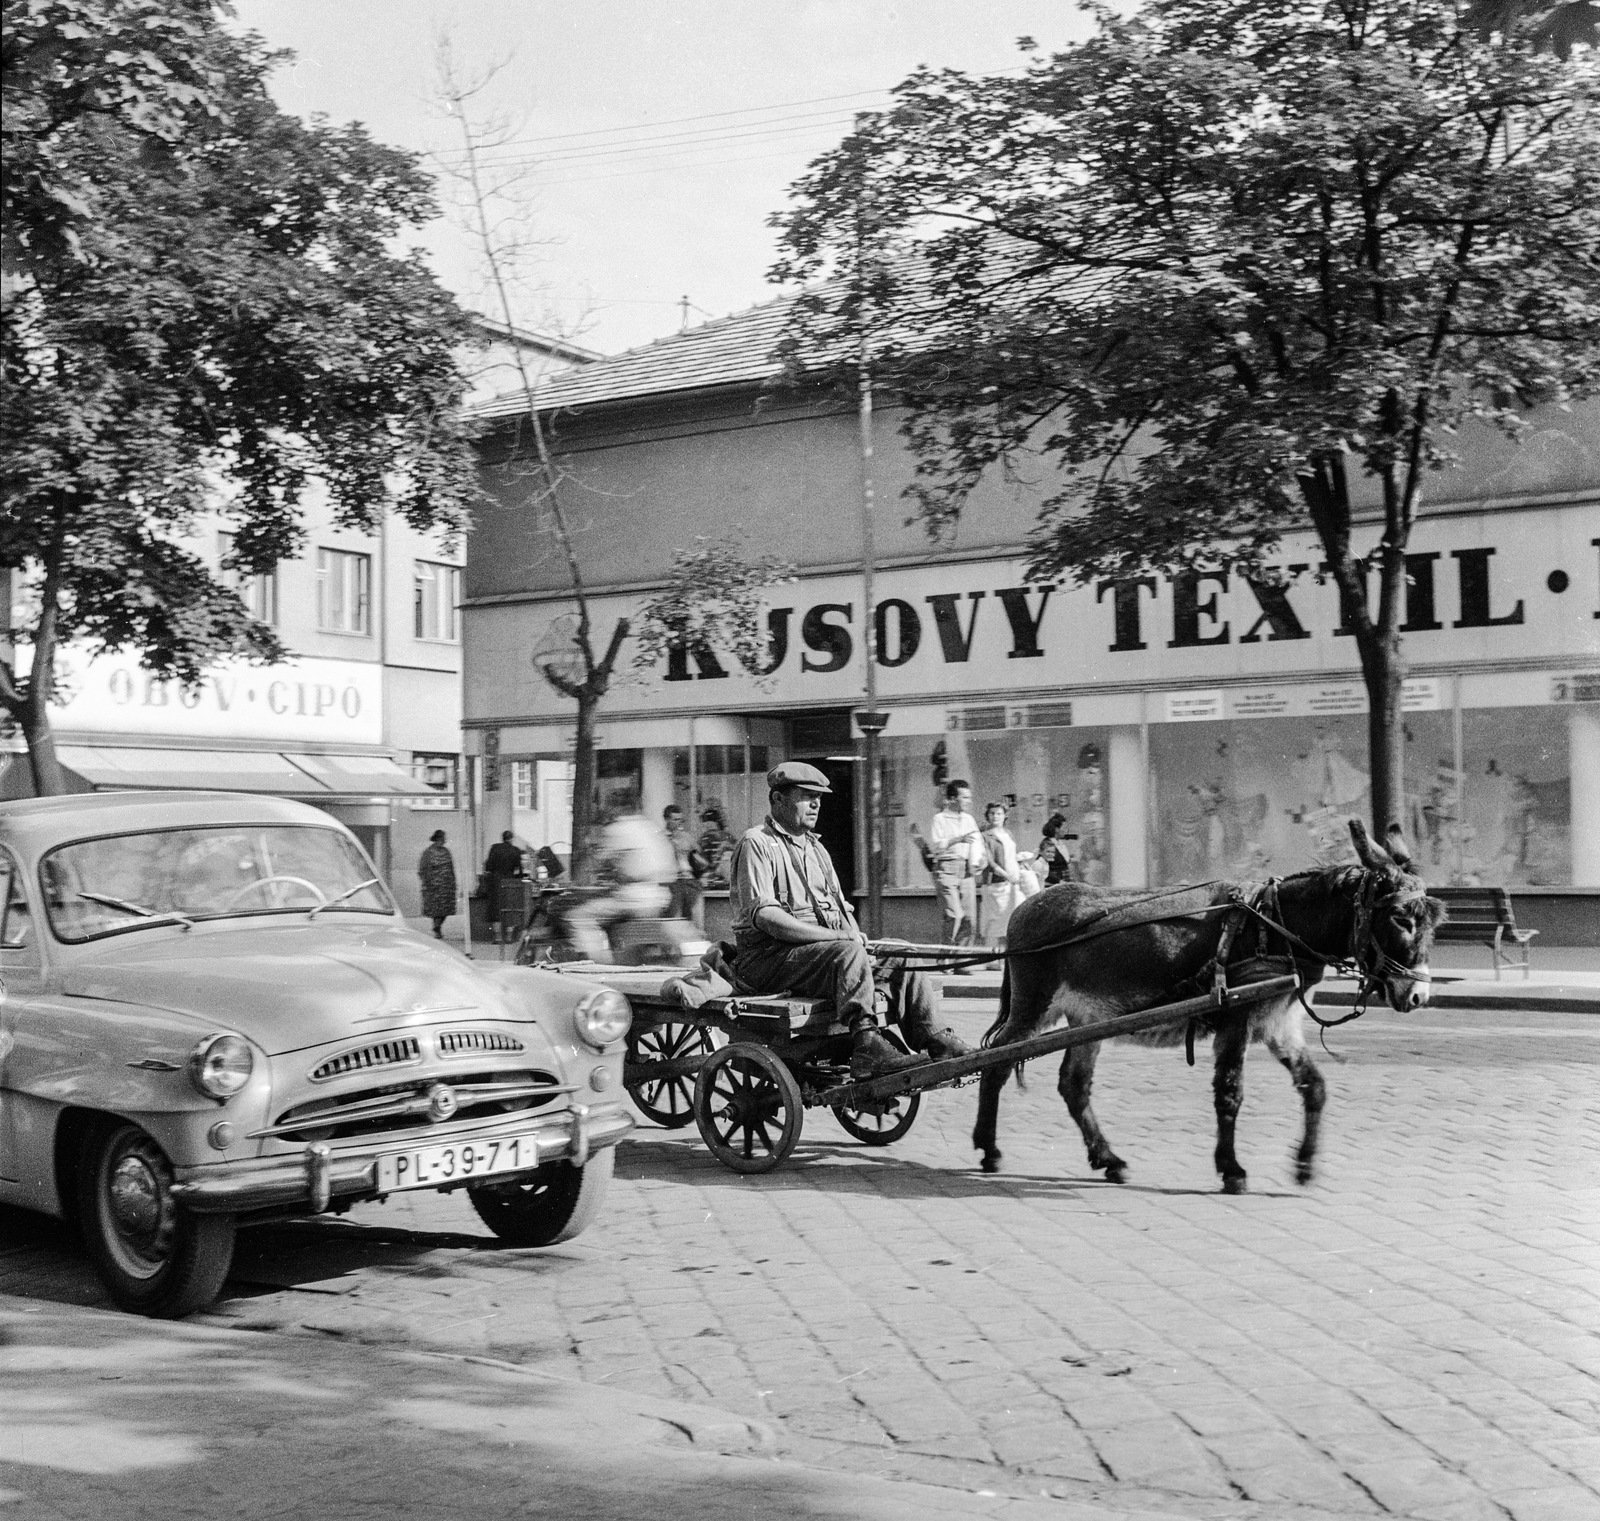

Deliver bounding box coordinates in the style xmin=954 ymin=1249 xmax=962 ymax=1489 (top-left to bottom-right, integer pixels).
xmin=417 ymin=829 xmax=457 ymax=939
xmin=980 ymin=803 xmax=1037 ymax=947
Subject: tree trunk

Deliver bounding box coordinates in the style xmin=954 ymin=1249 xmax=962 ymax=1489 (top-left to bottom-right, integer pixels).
xmin=23 ymin=703 xmax=69 ymax=797
xmin=1356 ymin=626 xmax=1406 ymax=836
xmin=570 ymin=692 xmax=599 ymax=885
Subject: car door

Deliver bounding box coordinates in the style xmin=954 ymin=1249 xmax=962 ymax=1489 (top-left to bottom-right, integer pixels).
xmin=0 ymin=844 xmax=44 ymax=1184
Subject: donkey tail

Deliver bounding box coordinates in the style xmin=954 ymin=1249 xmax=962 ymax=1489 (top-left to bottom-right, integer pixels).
xmin=980 ymin=962 xmax=1011 ymax=1047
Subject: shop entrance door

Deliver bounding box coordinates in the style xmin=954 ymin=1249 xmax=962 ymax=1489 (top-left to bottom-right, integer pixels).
xmin=805 ymin=754 xmax=856 ymax=900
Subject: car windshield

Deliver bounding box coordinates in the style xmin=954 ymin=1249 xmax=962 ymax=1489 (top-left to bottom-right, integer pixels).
xmin=42 ymin=825 xmax=395 ymax=942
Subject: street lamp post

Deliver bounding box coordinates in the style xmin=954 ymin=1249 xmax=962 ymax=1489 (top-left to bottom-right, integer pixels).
xmin=857 ymin=321 xmax=887 ymax=938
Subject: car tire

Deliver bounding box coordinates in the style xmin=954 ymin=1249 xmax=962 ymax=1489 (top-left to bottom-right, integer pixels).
xmin=467 ymin=1146 xmax=614 ymax=1247
xmin=79 ymin=1122 xmax=236 ymax=1318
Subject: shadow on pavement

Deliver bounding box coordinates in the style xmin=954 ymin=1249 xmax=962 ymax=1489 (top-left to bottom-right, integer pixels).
xmin=2 ymin=1297 xmax=951 ymax=1521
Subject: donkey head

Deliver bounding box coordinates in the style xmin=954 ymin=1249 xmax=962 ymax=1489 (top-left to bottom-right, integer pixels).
xmin=1348 ymin=819 xmax=1445 ymax=1011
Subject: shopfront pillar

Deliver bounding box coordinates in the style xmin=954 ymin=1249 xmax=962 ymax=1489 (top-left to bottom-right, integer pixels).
xmin=640 ymin=746 xmax=674 ymax=824
xmin=1107 ymin=724 xmax=1147 ymax=888
xmin=1571 ymin=704 xmax=1600 ymax=886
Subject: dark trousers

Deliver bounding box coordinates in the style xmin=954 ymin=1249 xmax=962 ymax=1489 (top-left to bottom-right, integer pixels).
xmin=734 ymin=935 xmax=938 ymax=1038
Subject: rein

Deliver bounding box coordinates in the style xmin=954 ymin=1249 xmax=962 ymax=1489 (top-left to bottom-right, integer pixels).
xmin=875 ymin=867 xmax=1430 ymax=1031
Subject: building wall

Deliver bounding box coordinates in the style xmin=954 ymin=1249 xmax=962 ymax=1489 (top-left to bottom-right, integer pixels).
xmin=462 ymin=390 xmax=1600 ymax=934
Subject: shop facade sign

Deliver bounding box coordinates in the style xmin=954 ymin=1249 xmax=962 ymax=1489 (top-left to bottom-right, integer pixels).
xmin=466 ymin=504 xmax=1599 ymax=725
xmin=47 ymin=649 xmax=383 ymax=746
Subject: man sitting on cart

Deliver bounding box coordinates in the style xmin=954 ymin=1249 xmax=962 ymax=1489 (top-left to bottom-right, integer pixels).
xmin=730 ymin=762 xmax=974 ymax=1081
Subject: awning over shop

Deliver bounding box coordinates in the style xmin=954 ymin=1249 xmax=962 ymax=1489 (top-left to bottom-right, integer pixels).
xmin=282 ymin=752 xmax=434 ymax=796
xmin=55 ymin=746 xmax=434 ymax=799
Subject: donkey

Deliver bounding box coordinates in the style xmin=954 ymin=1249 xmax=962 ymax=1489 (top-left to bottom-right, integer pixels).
xmin=972 ymin=819 xmax=1443 ymax=1192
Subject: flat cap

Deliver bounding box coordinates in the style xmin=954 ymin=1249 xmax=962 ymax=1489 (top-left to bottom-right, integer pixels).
xmin=767 ymin=760 xmax=832 ymax=793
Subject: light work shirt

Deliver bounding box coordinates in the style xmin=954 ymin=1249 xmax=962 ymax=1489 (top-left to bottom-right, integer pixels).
xmin=931 ymin=809 xmax=986 ymax=874
xmin=730 ymin=816 xmax=857 ymax=945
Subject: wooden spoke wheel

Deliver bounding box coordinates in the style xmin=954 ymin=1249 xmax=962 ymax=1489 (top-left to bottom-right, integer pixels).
xmin=626 ymin=1021 xmax=719 ymax=1129
xmin=693 ymin=1042 xmax=804 ymax=1174
xmin=831 ymin=1092 xmax=921 ymax=1146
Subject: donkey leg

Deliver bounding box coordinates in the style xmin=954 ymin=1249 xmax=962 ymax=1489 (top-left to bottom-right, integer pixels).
xmin=1060 ymin=1044 xmax=1128 ymax=1183
xmin=1265 ymin=1015 xmax=1327 ymax=1185
xmin=1212 ymin=1017 xmax=1251 ymax=1194
xmin=972 ymin=1063 xmax=1010 ymax=1174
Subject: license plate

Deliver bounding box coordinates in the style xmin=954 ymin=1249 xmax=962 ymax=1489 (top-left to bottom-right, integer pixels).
xmin=377 ymin=1134 xmax=539 ymax=1192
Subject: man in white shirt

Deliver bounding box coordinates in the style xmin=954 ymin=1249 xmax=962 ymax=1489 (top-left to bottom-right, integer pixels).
xmin=930 ymin=780 xmax=985 ymax=963
xmin=563 ymin=797 xmax=674 ymax=960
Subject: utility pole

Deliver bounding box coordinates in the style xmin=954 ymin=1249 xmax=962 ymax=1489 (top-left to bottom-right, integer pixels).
xmin=853 ymin=173 xmax=888 ymax=938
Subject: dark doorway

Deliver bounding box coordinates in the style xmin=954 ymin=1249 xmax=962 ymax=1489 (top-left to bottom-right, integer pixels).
xmin=804 ymin=754 xmax=857 ymax=900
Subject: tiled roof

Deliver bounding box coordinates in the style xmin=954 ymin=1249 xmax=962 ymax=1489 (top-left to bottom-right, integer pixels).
xmin=469 ymin=295 xmax=797 ymax=421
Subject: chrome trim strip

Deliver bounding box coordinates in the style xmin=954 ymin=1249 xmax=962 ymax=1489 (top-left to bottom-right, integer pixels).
xmin=246 ymin=1079 xmax=577 ymax=1139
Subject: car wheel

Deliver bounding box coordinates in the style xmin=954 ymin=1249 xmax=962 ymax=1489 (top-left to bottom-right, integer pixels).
xmin=467 ymin=1146 xmax=614 ymax=1247
xmin=79 ymin=1122 xmax=236 ymax=1318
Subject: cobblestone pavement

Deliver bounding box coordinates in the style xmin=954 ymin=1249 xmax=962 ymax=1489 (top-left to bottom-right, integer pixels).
xmin=4 ymin=1003 xmax=1597 ymax=1521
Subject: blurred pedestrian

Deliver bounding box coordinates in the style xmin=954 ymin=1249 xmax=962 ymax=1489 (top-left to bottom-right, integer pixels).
xmin=418 ymin=829 xmax=457 ymax=939
xmin=482 ymin=830 xmax=527 ymax=943
xmin=663 ymin=804 xmax=706 ymax=929
xmin=698 ymin=804 xmax=734 ymax=886
xmin=1037 ymin=813 xmax=1077 ymax=886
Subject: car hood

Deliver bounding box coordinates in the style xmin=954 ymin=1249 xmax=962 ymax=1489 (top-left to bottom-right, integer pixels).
xmin=61 ymin=921 xmax=535 ymax=1056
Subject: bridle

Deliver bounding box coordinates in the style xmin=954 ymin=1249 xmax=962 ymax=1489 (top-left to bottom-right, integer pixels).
xmin=1230 ymin=866 xmax=1433 ymax=1027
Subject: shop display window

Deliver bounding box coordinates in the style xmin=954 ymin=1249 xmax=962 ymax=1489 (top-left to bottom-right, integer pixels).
xmin=1150 ymin=715 xmax=1372 ymax=883
xmin=670 ymin=744 xmax=770 ymax=886
xmin=879 ymin=727 xmax=1113 ymax=889
xmin=1454 ymin=707 xmax=1571 ymax=887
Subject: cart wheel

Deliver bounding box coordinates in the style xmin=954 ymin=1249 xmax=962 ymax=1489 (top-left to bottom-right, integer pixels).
xmin=627 ymin=1022 xmax=719 ymax=1129
xmin=694 ymin=1042 xmax=803 ymax=1174
xmin=831 ymin=1092 xmax=921 ymax=1146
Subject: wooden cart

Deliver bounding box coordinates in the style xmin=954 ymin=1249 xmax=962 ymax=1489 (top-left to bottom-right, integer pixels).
xmin=556 ymin=957 xmax=1299 ymax=1175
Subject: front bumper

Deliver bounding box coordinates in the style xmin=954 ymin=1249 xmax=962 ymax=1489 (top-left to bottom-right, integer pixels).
xmin=169 ymin=1103 xmax=634 ymax=1215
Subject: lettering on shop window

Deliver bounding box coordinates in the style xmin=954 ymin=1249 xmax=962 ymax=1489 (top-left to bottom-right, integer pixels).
xmin=874 ymin=598 xmax=921 ymax=667
xmin=994 ymin=585 xmax=1055 ymax=658
xmin=663 ymin=643 xmax=729 ymax=682
xmin=1096 ymin=578 xmax=1158 ymax=651
xmin=1238 ymin=570 xmax=1312 ymax=643
xmin=924 ymin=591 xmax=986 ymax=662
xmin=1451 ymin=548 xmax=1525 ymax=628
xmin=800 ymin=603 xmax=853 ymax=673
xmin=1168 ymin=570 xmax=1231 ymax=648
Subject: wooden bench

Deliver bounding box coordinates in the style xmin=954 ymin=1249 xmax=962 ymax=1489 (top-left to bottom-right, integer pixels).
xmin=1429 ymin=886 xmax=1538 ymax=979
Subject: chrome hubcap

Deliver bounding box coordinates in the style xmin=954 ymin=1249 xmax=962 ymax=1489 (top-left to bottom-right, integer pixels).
xmin=109 ymin=1155 xmax=161 ymax=1235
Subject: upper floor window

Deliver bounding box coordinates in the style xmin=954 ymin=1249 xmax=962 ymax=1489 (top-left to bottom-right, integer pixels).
xmin=218 ymin=531 xmax=278 ymax=625
xmin=409 ymin=752 xmax=458 ymax=810
xmin=511 ymin=760 xmax=535 ymax=811
xmin=317 ymin=548 xmax=371 ymax=635
xmin=414 ymin=560 xmax=461 ymax=642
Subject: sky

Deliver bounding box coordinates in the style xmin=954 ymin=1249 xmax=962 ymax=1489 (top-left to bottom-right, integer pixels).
xmin=230 ymin=1 xmax=1091 ymax=356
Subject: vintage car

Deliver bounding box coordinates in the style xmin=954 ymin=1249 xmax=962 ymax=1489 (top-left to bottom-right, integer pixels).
xmin=0 ymin=791 xmax=634 ymax=1318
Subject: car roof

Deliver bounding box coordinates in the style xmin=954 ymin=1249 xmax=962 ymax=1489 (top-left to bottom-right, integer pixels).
xmin=0 ymin=790 xmax=349 ymax=855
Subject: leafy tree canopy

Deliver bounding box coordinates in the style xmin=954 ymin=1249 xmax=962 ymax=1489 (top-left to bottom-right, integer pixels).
xmin=2 ymin=2 xmax=478 ymax=790
xmin=772 ymin=0 xmax=1599 ymax=831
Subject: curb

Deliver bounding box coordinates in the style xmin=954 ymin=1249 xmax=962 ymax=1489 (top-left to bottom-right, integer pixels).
xmin=941 ymin=979 xmax=1600 ymax=1015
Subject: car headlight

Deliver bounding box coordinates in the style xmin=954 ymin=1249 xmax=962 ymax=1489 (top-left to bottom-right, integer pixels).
xmin=573 ymin=988 xmax=631 ymax=1049
xmin=188 ymin=1033 xmax=254 ymax=1100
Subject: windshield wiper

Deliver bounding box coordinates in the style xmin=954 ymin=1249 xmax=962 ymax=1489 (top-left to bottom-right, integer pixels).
xmin=77 ymin=891 xmax=194 ymax=931
xmin=306 ymin=878 xmax=381 ymax=920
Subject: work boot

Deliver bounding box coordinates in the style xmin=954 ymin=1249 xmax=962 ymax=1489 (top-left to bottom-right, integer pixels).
xmin=850 ymin=1027 xmax=927 ymax=1081
xmin=921 ymin=1026 xmax=974 ymax=1060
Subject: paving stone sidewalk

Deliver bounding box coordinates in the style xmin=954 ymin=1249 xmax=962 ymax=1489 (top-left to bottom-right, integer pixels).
xmin=4 ymin=1003 xmax=1596 ymax=1520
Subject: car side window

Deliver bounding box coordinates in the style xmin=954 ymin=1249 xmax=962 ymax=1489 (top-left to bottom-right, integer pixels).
xmin=1 ymin=848 xmax=35 ymax=956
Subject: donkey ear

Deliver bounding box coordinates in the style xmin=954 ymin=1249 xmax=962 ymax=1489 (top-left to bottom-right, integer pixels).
xmin=1348 ymin=817 xmax=1388 ymax=867
xmin=1384 ymin=823 xmax=1414 ymax=868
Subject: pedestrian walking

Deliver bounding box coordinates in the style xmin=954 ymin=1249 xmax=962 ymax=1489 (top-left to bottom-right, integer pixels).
xmin=482 ymin=829 xmax=527 ymax=943
xmin=929 ymin=779 xmax=987 ymax=970
xmin=418 ymin=829 xmax=457 ymax=939
xmin=980 ymin=802 xmax=1036 ymax=947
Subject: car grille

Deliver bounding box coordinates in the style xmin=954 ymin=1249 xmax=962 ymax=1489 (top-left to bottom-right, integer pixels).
xmin=437 ymin=1029 xmax=526 ymax=1058
xmin=310 ymin=1037 xmax=422 ymax=1083
xmin=267 ymin=1069 xmax=564 ymax=1143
